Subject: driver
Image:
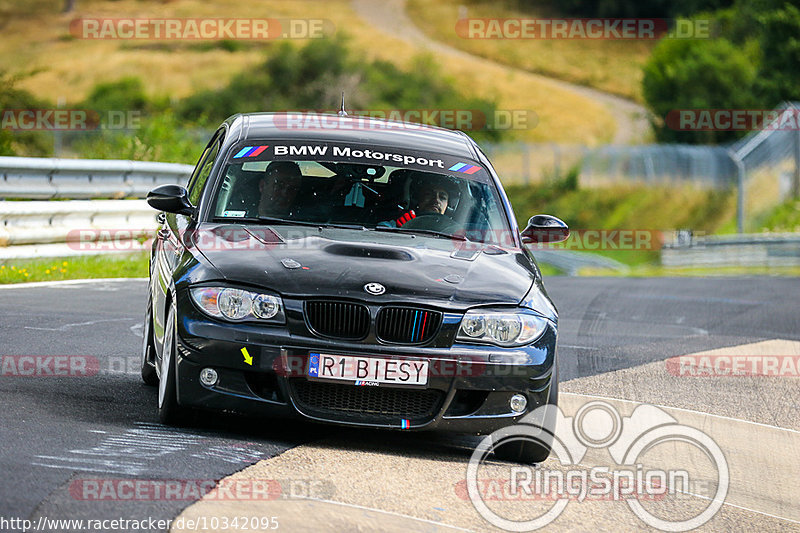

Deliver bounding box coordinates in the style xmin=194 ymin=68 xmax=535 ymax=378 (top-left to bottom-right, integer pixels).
xmin=416 ymin=184 xmax=450 ymax=215
xmin=381 ymin=173 xmax=457 ymax=227
xmin=257 ymin=161 xmax=302 ymax=218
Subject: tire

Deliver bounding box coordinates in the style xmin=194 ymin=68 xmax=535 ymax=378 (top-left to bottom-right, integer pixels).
xmin=157 ymin=304 xmax=189 ymax=425
xmin=493 ymin=367 xmax=559 ymax=464
xmin=140 ymin=297 xmax=158 ymax=386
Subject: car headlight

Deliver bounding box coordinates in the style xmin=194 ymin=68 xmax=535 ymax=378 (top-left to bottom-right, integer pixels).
xmin=456 ymin=309 xmax=549 ymax=347
xmin=189 ymin=286 xmax=285 ymax=323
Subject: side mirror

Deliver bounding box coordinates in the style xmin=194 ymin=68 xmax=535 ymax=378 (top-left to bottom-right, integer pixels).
xmin=521 ymin=215 xmax=570 ymax=244
xmin=146 ymin=184 xmax=194 ymax=216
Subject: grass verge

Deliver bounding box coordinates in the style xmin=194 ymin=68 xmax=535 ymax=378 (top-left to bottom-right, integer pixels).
xmin=513 ymin=178 xmax=800 ymax=275
xmin=0 ymin=252 xmax=149 ymax=284
xmin=537 ymin=262 xmax=564 ymax=277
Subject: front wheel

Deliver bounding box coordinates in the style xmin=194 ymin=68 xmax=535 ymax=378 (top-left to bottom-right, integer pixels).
xmin=157 ymin=304 xmax=189 ymax=425
xmin=140 ymin=297 xmax=158 ymax=386
xmin=493 ymin=368 xmax=559 ymax=464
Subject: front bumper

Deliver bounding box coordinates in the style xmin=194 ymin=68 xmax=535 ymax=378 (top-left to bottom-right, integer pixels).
xmin=172 ymin=294 xmax=558 ymax=435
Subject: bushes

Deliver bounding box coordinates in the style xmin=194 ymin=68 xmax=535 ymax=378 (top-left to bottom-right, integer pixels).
xmin=642 ymin=0 xmax=800 ymax=144
xmin=642 ymin=37 xmax=757 ymax=143
xmin=82 ymin=77 xmax=150 ymax=114
xmin=0 ymin=72 xmax=54 ymax=156
xmin=529 ymin=0 xmax=733 ymax=18
xmin=177 ymin=35 xmax=505 ymax=142
xmin=754 ymin=3 xmax=800 ymax=106
xmin=178 ymin=36 xmax=361 ymax=124
xmin=71 ymin=112 xmax=206 ymax=164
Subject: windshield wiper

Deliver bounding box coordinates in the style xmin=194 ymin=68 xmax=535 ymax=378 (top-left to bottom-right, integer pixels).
xmin=373 ymin=226 xmax=467 ymax=241
xmin=325 ymin=223 xmax=369 ymax=230
xmin=212 ymin=216 xmax=319 ymax=227
xmin=212 ymin=216 xmax=366 ymax=230
xmin=253 ymin=216 xmax=326 ymax=227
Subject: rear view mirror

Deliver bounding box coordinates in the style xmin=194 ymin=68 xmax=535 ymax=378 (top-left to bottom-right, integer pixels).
xmin=521 ymin=215 xmax=570 ymax=244
xmin=146 ymin=184 xmax=195 ymax=216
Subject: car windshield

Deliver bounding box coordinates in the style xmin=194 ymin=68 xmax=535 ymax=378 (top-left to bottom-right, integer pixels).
xmin=211 ymin=157 xmax=512 ymax=245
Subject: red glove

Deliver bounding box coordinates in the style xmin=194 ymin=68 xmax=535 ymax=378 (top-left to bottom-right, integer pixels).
xmin=396 ymin=210 xmax=416 ymax=227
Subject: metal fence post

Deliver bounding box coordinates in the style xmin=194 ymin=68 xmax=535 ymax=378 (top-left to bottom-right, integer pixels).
xmin=54 ymin=97 xmax=66 ymax=157
xmin=551 ymin=142 xmax=561 ymax=180
xmin=522 ymin=143 xmax=531 ymax=185
xmin=728 ymin=149 xmax=746 ymax=234
xmin=793 ymin=128 xmax=800 ymax=199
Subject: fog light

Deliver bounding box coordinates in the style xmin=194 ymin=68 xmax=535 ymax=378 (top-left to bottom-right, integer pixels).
xmin=509 ymin=394 xmax=527 ymax=413
xmin=200 ymin=367 xmax=218 ymax=387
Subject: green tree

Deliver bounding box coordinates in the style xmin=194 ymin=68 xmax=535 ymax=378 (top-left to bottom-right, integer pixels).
xmin=0 ymin=72 xmax=53 ymax=156
xmin=542 ymin=0 xmax=732 ymax=18
xmin=82 ymin=77 xmax=149 ymax=114
xmin=0 ymin=130 xmax=14 ymax=156
xmin=755 ymin=3 xmax=800 ymax=104
xmin=642 ymin=36 xmax=757 ymax=143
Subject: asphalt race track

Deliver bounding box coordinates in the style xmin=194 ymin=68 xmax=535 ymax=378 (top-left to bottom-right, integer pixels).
xmin=0 ymin=277 xmax=798 ymax=532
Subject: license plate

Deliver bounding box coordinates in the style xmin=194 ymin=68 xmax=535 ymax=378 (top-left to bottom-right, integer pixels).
xmin=307 ymin=353 xmax=429 ymax=386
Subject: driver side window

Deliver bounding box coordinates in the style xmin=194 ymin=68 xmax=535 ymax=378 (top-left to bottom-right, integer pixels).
xmin=187 ymin=133 xmax=222 ymax=206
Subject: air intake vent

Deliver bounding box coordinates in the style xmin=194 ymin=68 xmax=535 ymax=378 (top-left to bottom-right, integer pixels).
xmin=291 ymin=379 xmax=443 ymax=421
xmin=305 ymin=301 xmax=370 ymax=340
xmin=376 ymin=307 xmax=442 ymax=344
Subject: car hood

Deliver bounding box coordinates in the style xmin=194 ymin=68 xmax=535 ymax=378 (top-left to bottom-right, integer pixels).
xmin=191 ymin=224 xmax=537 ymax=310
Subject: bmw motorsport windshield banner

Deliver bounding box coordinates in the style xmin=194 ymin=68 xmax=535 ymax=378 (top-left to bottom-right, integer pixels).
xmin=227 ymin=140 xmax=489 ymax=182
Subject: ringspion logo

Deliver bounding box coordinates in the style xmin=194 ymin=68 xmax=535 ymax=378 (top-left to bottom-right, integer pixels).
xmin=466 ymin=401 xmax=729 ymax=531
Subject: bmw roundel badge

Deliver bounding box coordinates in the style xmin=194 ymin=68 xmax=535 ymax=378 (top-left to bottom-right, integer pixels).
xmin=364 ymin=282 xmax=386 ymax=295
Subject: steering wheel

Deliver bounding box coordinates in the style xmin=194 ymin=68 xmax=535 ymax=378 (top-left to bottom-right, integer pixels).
xmin=401 ymin=213 xmax=461 ymax=234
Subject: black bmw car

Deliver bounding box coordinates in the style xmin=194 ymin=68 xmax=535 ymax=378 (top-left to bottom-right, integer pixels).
xmin=141 ymin=113 xmax=569 ymax=463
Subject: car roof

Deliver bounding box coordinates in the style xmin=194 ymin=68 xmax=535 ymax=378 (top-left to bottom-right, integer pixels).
xmin=223 ymin=113 xmax=480 ymax=160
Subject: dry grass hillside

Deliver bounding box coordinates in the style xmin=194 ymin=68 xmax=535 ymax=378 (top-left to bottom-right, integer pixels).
xmin=0 ymin=0 xmax=616 ymax=144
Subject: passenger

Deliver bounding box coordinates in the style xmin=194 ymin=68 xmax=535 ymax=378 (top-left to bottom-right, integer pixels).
xmin=257 ymin=161 xmax=303 ymax=218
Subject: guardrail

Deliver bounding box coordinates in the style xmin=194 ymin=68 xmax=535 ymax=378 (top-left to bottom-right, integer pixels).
xmin=0 ymin=156 xmax=193 ymax=199
xmin=662 ymin=232 xmax=800 ymax=267
xmin=0 ymin=200 xmax=155 ymax=247
xmin=2 ymin=157 xmax=799 ymax=268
